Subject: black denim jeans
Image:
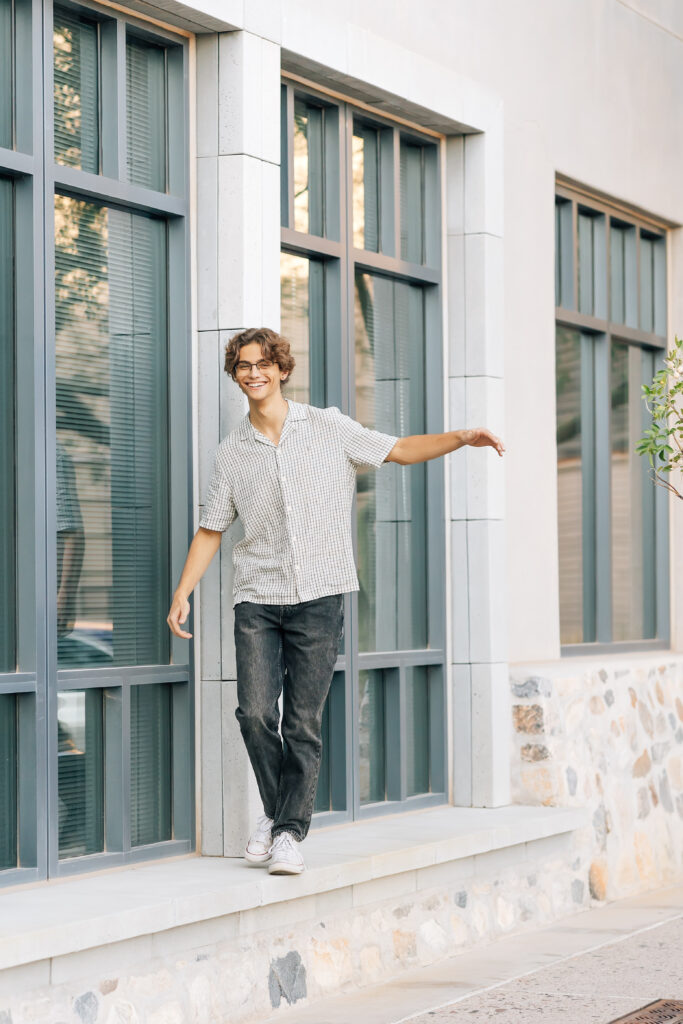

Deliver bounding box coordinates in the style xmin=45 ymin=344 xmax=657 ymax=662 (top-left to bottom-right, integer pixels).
xmin=233 ymin=594 xmax=344 ymax=842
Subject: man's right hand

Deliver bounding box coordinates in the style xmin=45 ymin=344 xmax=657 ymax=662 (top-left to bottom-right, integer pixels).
xmin=167 ymin=592 xmax=192 ymax=639
xmin=166 ymin=527 xmax=223 ymax=638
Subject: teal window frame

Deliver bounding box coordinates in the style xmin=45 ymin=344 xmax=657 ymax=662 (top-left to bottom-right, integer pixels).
xmin=0 ymin=0 xmax=193 ymax=889
xmin=280 ymin=77 xmax=447 ymax=826
xmin=555 ymin=182 xmax=669 ymax=655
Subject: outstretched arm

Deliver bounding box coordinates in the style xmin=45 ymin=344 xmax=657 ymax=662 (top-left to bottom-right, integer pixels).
xmin=386 ymin=428 xmax=504 ymax=466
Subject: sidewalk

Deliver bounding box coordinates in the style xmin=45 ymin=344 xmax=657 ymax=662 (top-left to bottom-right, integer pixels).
xmin=263 ymin=884 xmax=683 ymax=1024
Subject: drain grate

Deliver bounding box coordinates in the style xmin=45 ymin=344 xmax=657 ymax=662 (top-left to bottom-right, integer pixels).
xmin=609 ymin=1001 xmax=683 ymax=1023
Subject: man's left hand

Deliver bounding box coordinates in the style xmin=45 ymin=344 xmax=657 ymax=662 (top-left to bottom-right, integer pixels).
xmin=464 ymin=428 xmax=505 ymax=456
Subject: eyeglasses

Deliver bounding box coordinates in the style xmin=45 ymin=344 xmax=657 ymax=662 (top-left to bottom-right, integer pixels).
xmin=235 ymin=359 xmax=275 ymax=375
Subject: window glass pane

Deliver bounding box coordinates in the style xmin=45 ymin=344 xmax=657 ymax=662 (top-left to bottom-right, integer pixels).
xmin=578 ymin=209 xmax=606 ymax=318
xmin=610 ymin=221 xmax=637 ymax=327
xmin=293 ymin=99 xmax=324 ymax=236
xmin=352 ymin=124 xmax=379 ymax=252
xmin=314 ymin=693 xmax=330 ymax=813
xmin=610 ymin=223 xmax=623 ymax=323
xmin=358 ymin=669 xmax=385 ymax=804
xmin=400 ymin=139 xmax=423 ymax=263
xmin=54 ymin=7 xmax=99 ymax=173
xmin=653 ymin=238 xmax=666 ymax=337
xmin=0 ymin=694 xmax=17 ymax=870
xmin=280 ymin=251 xmax=325 ymax=407
xmin=556 ymin=326 xmax=584 ymax=644
xmin=610 ymin=341 xmax=657 ymax=641
xmin=0 ymin=0 xmax=12 ymax=149
xmin=0 ymin=177 xmax=15 ymax=673
xmin=130 ymin=683 xmax=172 ymax=846
xmin=405 ymin=666 xmax=429 ymax=797
xmin=58 ymin=689 xmax=104 ymax=859
xmin=555 ymin=199 xmax=573 ymax=310
xmin=578 ymin=211 xmax=594 ymax=315
xmin=640 ymin=232 xmax=666 ymax=336
xmin=54 ymin=195 xmax=170 ymax=669
xmin=126 ymin=37 xmax=166 ymax=191
xmin=640 ymin=235 xmax=654 ymax=332
xmin=280 ymin=84 xmax=288 ymax=228
xmin=314 ymin=671 xmax=345 ymax=814
xmin=355 ymin=272 xmax=427 ymax=652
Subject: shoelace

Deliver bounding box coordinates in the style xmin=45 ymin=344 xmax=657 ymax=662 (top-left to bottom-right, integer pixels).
xmin=253 ymin=813 xmax=273 ymax=842
xmin=273 ymin=831 xmax=297 ymax=853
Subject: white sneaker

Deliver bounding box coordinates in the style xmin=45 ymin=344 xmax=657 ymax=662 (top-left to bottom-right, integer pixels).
xmin=268 ymin=831 xmax=305 ymax=875
xmin=244 ymin=812 xmax=274 ymax=865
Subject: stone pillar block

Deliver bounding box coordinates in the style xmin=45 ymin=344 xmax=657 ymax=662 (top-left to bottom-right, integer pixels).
xmin=452 ymin=663 xmax=472 ymax=806
xmin=463 ymin=122 xmax=503 ymax=238
xmin=464 ymin=232 xmax=504 ymax=378
xmin=195 ymin=29 xmax=282 ymax=856
xmin=471 ymin=661 xmax=511 ymax=807
xmin=464 ymin=376 xmax=505 ymax=520
xmin=467 ymin=518 xmax=507 ymax=664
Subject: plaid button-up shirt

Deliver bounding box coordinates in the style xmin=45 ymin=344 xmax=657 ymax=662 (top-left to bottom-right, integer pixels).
xmin=199 ymin=401 xmax=398 ymax=605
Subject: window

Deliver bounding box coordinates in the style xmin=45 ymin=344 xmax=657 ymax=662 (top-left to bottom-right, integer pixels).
xmin=0 ymin=0 xmax=192 ymax=888
xmin=555 ymin=185 xmax=669 ymax=651
xmin=280 ymin=79 xmax=446 ymax=823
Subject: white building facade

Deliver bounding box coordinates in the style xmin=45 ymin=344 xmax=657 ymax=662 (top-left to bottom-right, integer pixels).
xmin=1 ymin=0 xmax=682 ymax=1019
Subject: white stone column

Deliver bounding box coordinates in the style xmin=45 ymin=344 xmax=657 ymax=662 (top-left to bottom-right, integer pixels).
xmin=195 ymin=27 xmax=281 ymax=856
xmin=447 ymin=117 xmax=510 ymax=808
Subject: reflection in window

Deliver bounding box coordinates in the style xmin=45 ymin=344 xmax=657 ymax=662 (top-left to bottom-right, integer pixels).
xmin=293 ymin=99 xmax=323 ymax=236
xmin=54 ymin=7 xmax=99 ymax=173
xmin=355 ymin=272 xmax=427 ymax=653
xmin=0 ymin=177 xmax=15 ymax=673
xmin=280 ymin=251 xmax=325 ymax=407
xmin=0 ymin=0 xmax=12 ymax=149
xmin=556 ymin=326 xmax=585 ymax=644
xmin=54 ymin=194 xmax=170 ymax=669
xmin=400 ymin=139 xmax=424 ymax=263
xmin=405 ymin=666 xmax=429 ymax=796
xmin=352 ymin=124 xmax=379 ymax=252
xmin=58 ymin=689 xmax=104 ymax=859
xmin=610 ymin=341 xmax=657 ymax=641
xmin=358 ymin=670 xmax=385 ymax=804
xmin=126 ymin=38 xmax=166 ymax=191
xmin=131 ymin=684 xmax=172 ymax=846
xmin=0 ymin=694 xmax=17 ymax=870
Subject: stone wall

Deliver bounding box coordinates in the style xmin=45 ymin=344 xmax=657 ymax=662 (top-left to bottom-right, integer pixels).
xmin=510 ymin=656 xmax=683 ymax=902
xmin=0 ymin=833 xmax=584 ymax=1024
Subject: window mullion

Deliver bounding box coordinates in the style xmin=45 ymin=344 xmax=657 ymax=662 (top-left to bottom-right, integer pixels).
xmin=115 ymin=19 xmax=126 ymax=180
xmin=100 ymin=19 xmax=119 ymax=178
xmin=392 ymin=128 xmax=400 ymax=261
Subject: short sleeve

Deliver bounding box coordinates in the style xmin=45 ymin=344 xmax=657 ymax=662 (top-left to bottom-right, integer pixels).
xmin=330 ymin=407 xmax=398 ymax=469
xmin=199 ymin=449 xmax=237 ymax=533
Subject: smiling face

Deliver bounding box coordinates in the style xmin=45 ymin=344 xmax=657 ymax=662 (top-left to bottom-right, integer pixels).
xmin=233 ymin=340 xmax=290 ymax=404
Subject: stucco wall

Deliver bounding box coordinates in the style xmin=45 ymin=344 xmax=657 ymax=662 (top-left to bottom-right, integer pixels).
xmin=275 ymin=0 xmax=683 ymax=662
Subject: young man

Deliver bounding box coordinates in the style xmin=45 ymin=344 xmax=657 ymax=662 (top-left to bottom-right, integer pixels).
xmin=167 ymin=327 xmax=504 ymax=875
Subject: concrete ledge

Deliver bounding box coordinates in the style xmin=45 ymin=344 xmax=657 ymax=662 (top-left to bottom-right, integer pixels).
xmin=0 ymin=804 xmax=587 ymax=972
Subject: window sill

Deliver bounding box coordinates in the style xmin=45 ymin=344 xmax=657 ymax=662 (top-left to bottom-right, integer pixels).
xmin=0 ymin=804 xmax=588 ymax=973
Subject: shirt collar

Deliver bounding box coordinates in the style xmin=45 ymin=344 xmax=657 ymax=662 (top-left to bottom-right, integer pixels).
xmin=238 ymin=399 xmax=308 ymax=444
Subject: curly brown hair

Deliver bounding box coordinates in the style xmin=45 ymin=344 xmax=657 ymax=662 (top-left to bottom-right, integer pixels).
xmin=224 ymin=328 xmax=295 ymax=384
